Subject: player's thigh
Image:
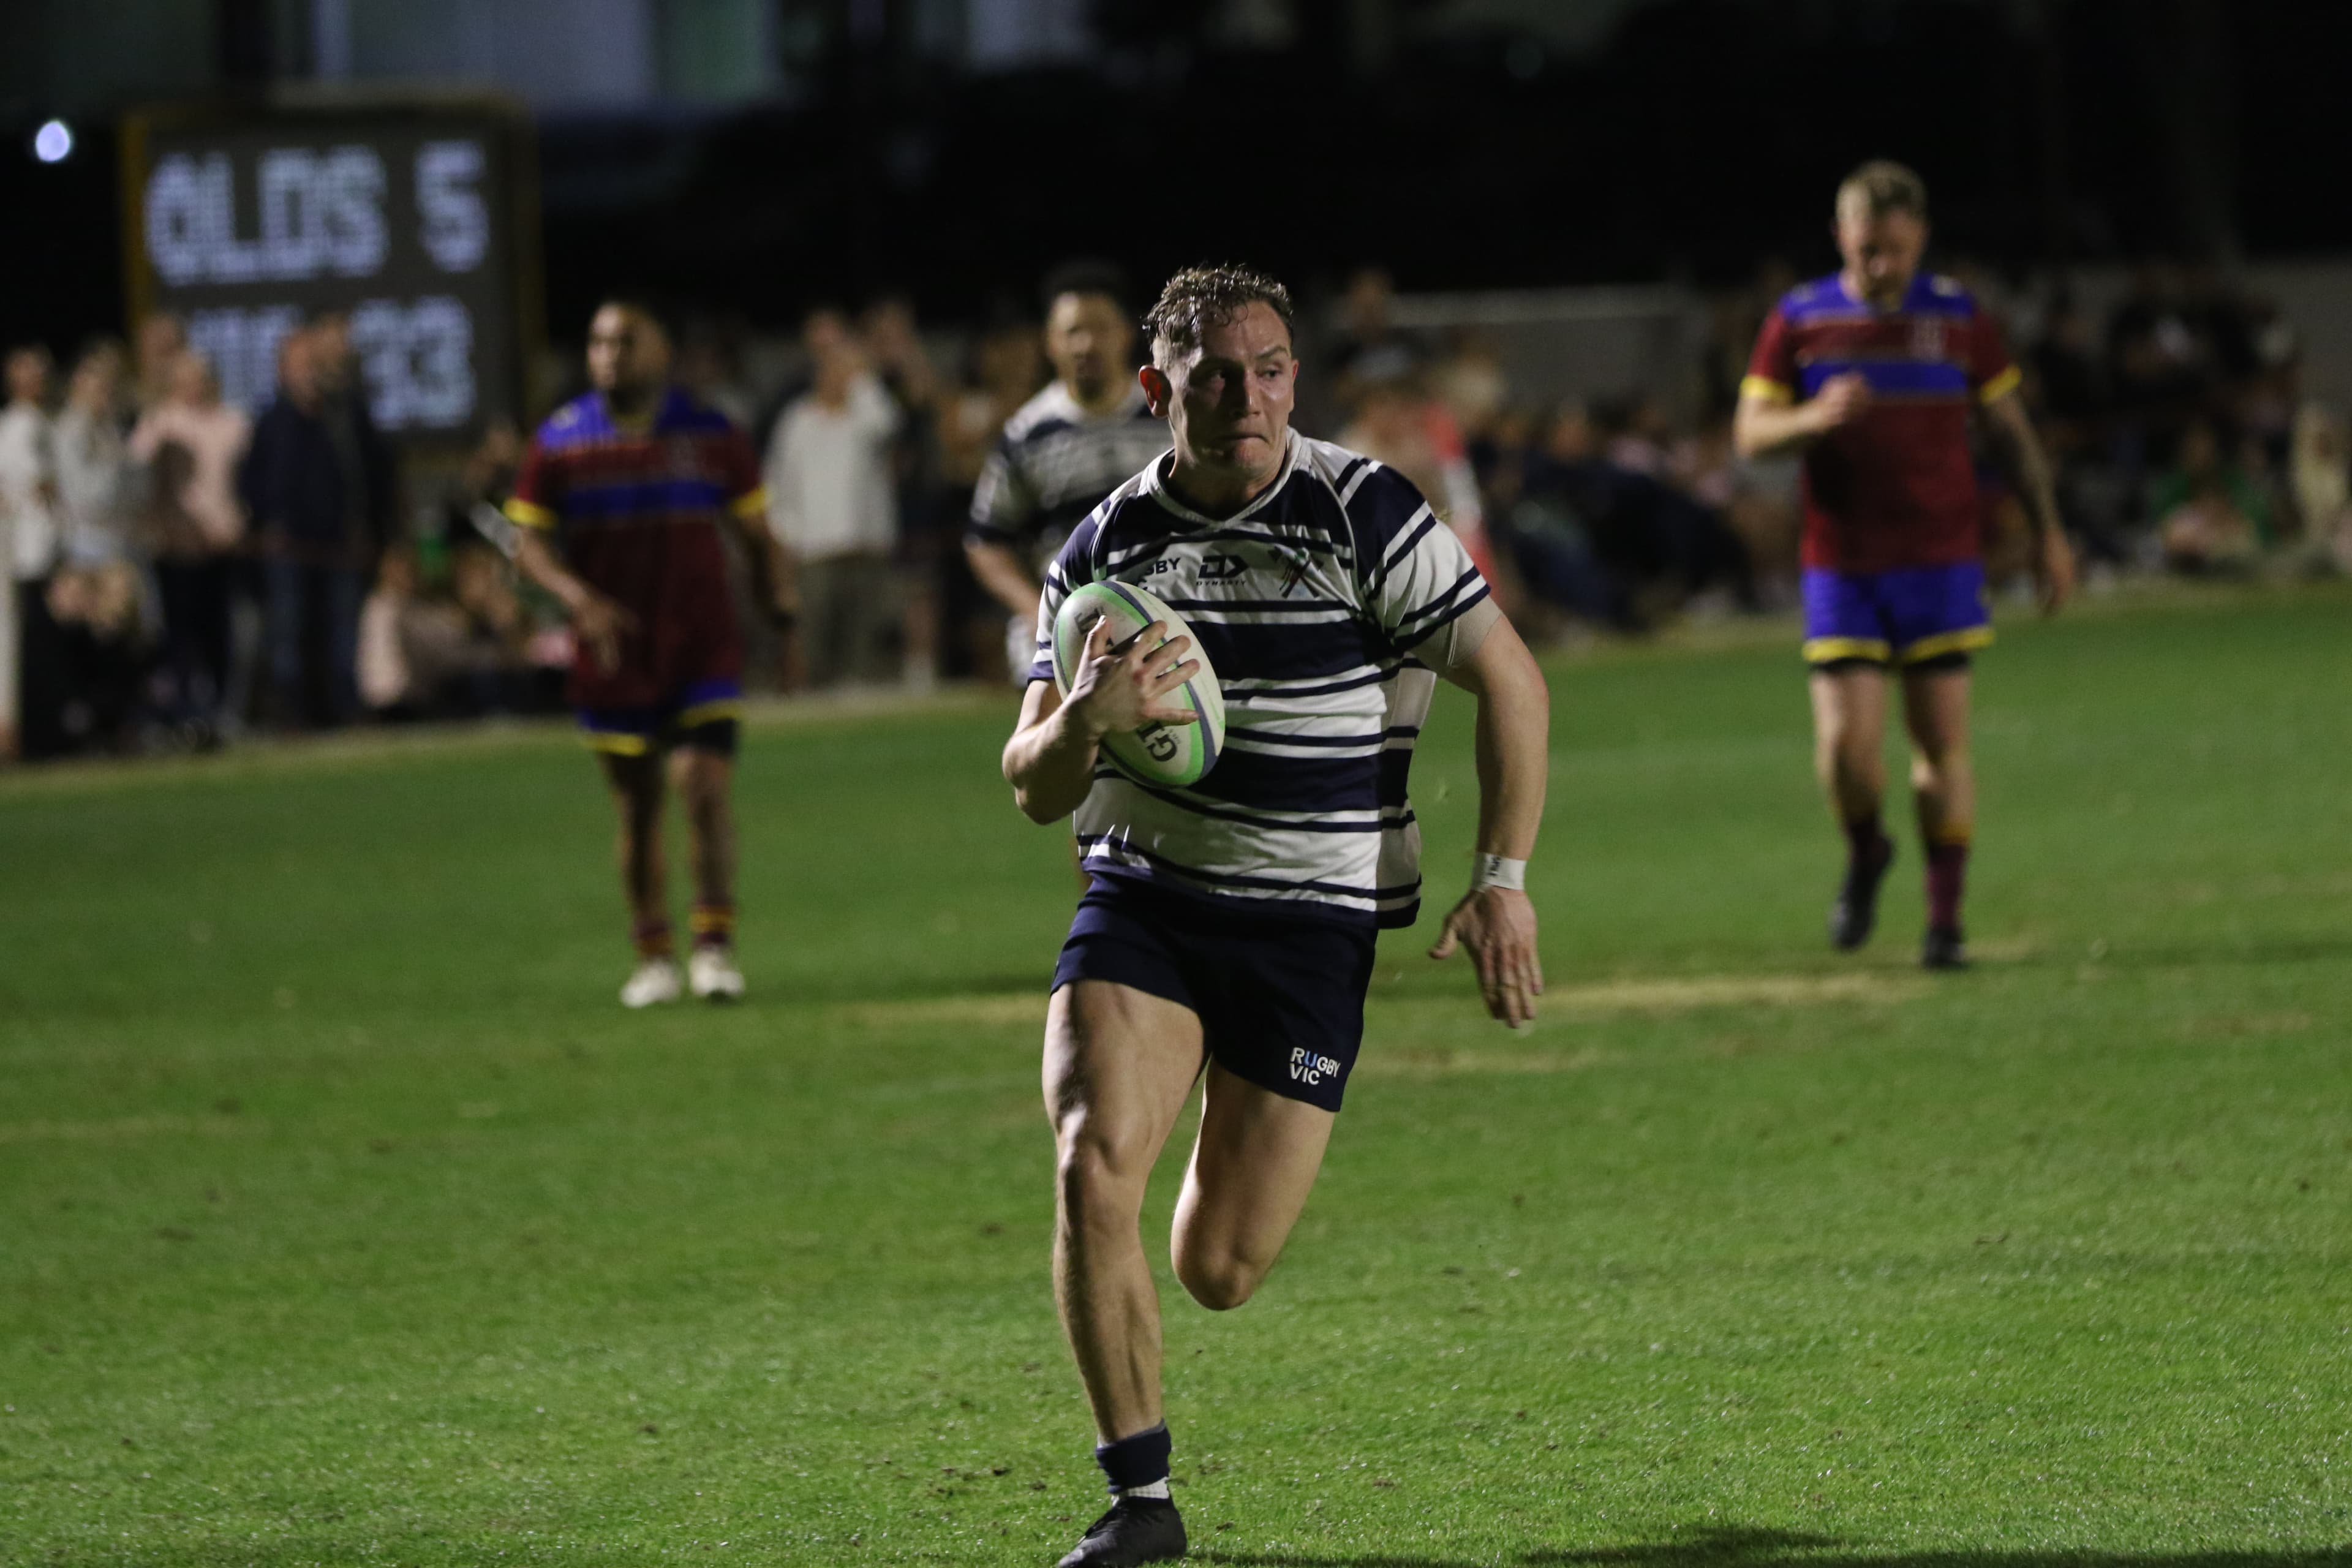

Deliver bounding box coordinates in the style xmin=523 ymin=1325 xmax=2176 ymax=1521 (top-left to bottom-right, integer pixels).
xmin=666 ymin=734 xmax=734 ymax=798
xmin=1177 ymin=1061 xmax=1335 ymax=1265
xmin=1899 ymin=661 xmax=1972 ymax=758
xmin=1808 ymin=661 xmax=1890 ymax=751
xmin=1044 ymin=980 xmax=1208 ymax=1187
xmin=597 ymin=747 xmax=664 ymax=816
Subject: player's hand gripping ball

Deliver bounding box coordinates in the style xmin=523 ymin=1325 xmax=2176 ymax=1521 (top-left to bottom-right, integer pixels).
xmin=1052 ymin=580 xmax=1226 ymax=788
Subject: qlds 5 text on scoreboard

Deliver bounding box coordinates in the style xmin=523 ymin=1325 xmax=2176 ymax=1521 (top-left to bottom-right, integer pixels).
xmin=124 ymin=97 xmax=540 ymax=444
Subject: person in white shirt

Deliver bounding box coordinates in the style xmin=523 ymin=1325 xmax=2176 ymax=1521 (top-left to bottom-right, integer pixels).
xmin=763 ymin=311 xmax=903 ymax=688
xmin=53 ymin=342 xmax=134 ymax=567
xmin=0 ymin=345 xmax=60 ymax=758
xmin=130 ymin=350 xmax=251 ymax=733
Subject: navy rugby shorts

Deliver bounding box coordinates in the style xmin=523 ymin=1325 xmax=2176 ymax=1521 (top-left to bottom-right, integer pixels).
xmin=1052 ymin=875 xmax=1376 ymax=1114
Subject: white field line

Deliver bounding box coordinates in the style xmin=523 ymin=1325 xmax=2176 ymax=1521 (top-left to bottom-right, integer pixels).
xmin=834 ymin=970 xmax=1929 ymax=1036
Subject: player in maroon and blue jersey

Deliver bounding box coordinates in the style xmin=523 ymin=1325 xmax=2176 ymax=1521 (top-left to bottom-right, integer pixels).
xmin=1735 ymin=162 xmax=2075 ymax=969
xmin=508 ymin=300 xmax=795 ymax=1007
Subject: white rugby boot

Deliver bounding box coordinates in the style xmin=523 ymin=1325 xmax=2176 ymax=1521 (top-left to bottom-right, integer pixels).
xmin=620 ymin=957 xmax=684 ymax=1009
xmin=688 ymin=944 xmax=745 ymax=1003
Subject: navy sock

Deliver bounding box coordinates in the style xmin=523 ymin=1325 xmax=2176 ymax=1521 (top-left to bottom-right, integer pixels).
xmin=1094 ymin=1422 xmax=1172 ymax=1496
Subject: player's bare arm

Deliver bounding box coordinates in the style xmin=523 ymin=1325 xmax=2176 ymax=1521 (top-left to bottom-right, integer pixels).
xmin=726 ymin=510 xmax=801 ymax=624
xmin=1003 ymin=617 xmax=1199 ymax=823
xmin=1980 ymin=390 xmax=2078 ymax=613
xmin=1427 ymin=616 xmax=1550 ymax=1026
xmin=514 ymin=526 xmax=636 ymax=675
xmin=966 ymin=537 xmax=1042 ymax=619
xmin=1732 ymin=371 xmax=1872 ymax=459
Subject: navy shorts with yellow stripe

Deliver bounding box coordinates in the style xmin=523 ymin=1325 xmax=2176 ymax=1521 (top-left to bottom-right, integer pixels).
xmin=579 ymin=676 xmax=743 ymax=758
xmin=1801 ymin=562 xmax=1992 ymax=667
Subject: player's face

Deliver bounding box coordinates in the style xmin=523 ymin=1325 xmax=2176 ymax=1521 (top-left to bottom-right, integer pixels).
xmin=1835 ymin=208 xmax=1928 ymax=306
xmin=5 ymin=349 xmax=51 ymax=405
xmin=587 ymin=307 xmax=670 ymax=398
xmin=309 ymin=315 xmax=352 ymax=385
xmin=1045 ymin=293 xmax=1133 ymax=401
xmin=1154 ymin=301 xmax=1297 ymax=485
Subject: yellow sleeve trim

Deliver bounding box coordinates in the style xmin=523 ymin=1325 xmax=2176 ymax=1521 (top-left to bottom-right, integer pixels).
xmin=729 ymin=486 xmax=769 ymax=520
xmin=505 ymin=497 xmax=558 ymax=530
xmin=1740 ymin=375 xmax=1795 ymax=406
xmin=1976 ymin=365 xmax=2023 ymax=405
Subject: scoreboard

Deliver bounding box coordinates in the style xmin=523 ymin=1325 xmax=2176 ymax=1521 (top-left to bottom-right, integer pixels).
xmin=123 ymin=98 xmax=540 ymax=443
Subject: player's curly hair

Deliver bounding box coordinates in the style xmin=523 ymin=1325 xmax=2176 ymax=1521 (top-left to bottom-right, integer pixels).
xmin=1144 ymin=264 xmax=1294 ymax=368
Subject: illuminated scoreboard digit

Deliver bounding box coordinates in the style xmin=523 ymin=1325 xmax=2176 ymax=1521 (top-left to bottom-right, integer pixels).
xmin=125 ymin=100 xmax=540 ymax=442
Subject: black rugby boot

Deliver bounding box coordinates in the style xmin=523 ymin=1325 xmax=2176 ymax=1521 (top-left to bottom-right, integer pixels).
xmin=1921 ymin=924 xmax=1969 ymax=971
xmin=1055 ymin=1496 xmax=1187 ymax=1566
xmin=1829 ymin=834 xmax=1895 ymax=951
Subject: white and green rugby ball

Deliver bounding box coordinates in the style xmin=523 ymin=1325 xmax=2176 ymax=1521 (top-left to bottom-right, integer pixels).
xmin=1052 ymin=579 xmax=1226 ymax=788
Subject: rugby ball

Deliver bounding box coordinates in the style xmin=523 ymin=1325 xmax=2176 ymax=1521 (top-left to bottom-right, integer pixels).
xmin=1052 ymin=579 xmax=1226 ymax=788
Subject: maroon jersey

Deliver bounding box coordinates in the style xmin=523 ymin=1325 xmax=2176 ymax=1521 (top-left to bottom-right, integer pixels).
xmin=507 ymin=387 xmax=764 ymax=711
xmin=1744 ymin=271 xmax=2021 ymax=572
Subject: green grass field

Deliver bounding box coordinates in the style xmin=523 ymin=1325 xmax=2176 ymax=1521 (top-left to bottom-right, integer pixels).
xmin=4 ymin=587 xmax=2349 ymax=1567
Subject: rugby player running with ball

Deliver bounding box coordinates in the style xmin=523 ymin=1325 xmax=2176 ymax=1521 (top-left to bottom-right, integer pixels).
xmin=1001 ymin=265 xmax=1551 ymax=1566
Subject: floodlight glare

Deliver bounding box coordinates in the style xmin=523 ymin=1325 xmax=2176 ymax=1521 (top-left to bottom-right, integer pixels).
xmin=32 ymin=120 xmax=74 ymax=164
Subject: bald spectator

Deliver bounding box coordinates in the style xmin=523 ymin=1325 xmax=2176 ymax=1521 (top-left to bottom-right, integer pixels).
xmin=305 ymin=310 xmax=396 ymax=561
xmin=242 ymin=330 xmax=367 ymax=728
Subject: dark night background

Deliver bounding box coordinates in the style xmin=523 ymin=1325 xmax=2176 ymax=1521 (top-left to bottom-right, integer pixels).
xmin=1 ymin=0 xmax=2344 ymax=349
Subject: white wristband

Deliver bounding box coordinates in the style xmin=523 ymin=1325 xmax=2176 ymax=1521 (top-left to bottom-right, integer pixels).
xmin=1469 ymin=853 xmax=1527 ymax=893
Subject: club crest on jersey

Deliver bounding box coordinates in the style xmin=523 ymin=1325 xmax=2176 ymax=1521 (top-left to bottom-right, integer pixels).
xmin=1910 ymin=318 xmax=1947 ymax=361
xmin=1275 ymin=551 xmax=1311 ymax=598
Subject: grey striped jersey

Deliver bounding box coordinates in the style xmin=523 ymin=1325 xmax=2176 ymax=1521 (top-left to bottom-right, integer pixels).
xmin=1030 ymin=432 xmax=1494 ymax=929
xmin=968 ymin=382 xmax=1172 ymax=564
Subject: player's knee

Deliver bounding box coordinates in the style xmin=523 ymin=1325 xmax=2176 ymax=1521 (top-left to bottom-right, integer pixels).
xmin=1174 ymin=1243 xmax=1264 ymax=1312
xmin=1053 ymin=1117 xmax=1149 ymax=1219
xmin=1910 ymin=743 xmax=1969 ymax=786
xmin=674 ymin=753 xmax=729 ymax=807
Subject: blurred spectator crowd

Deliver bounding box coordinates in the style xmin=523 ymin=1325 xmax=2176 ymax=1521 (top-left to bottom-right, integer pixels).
xmin=0 ymin=313 xmax=567 ymax=763
xmin=1338 ymin=259 xmax=2352 ymax=642
xmin=4 ymin=258 xmax=2348 ymax=765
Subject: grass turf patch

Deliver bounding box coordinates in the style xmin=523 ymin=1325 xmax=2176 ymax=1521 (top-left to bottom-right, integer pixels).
xmin=2 ymin=587 xmax=2348 ymax=1565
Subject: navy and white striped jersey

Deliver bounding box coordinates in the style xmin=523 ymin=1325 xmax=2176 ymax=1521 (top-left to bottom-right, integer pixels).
xmin=1031 ymin=432 xmax=1497 ymax=929
xmin=968 ymin=382 xmax=1171 ymax=563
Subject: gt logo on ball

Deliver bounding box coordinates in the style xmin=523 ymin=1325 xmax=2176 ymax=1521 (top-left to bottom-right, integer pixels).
xmin=1050 ymin=579 xmax=1227 ymax=789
